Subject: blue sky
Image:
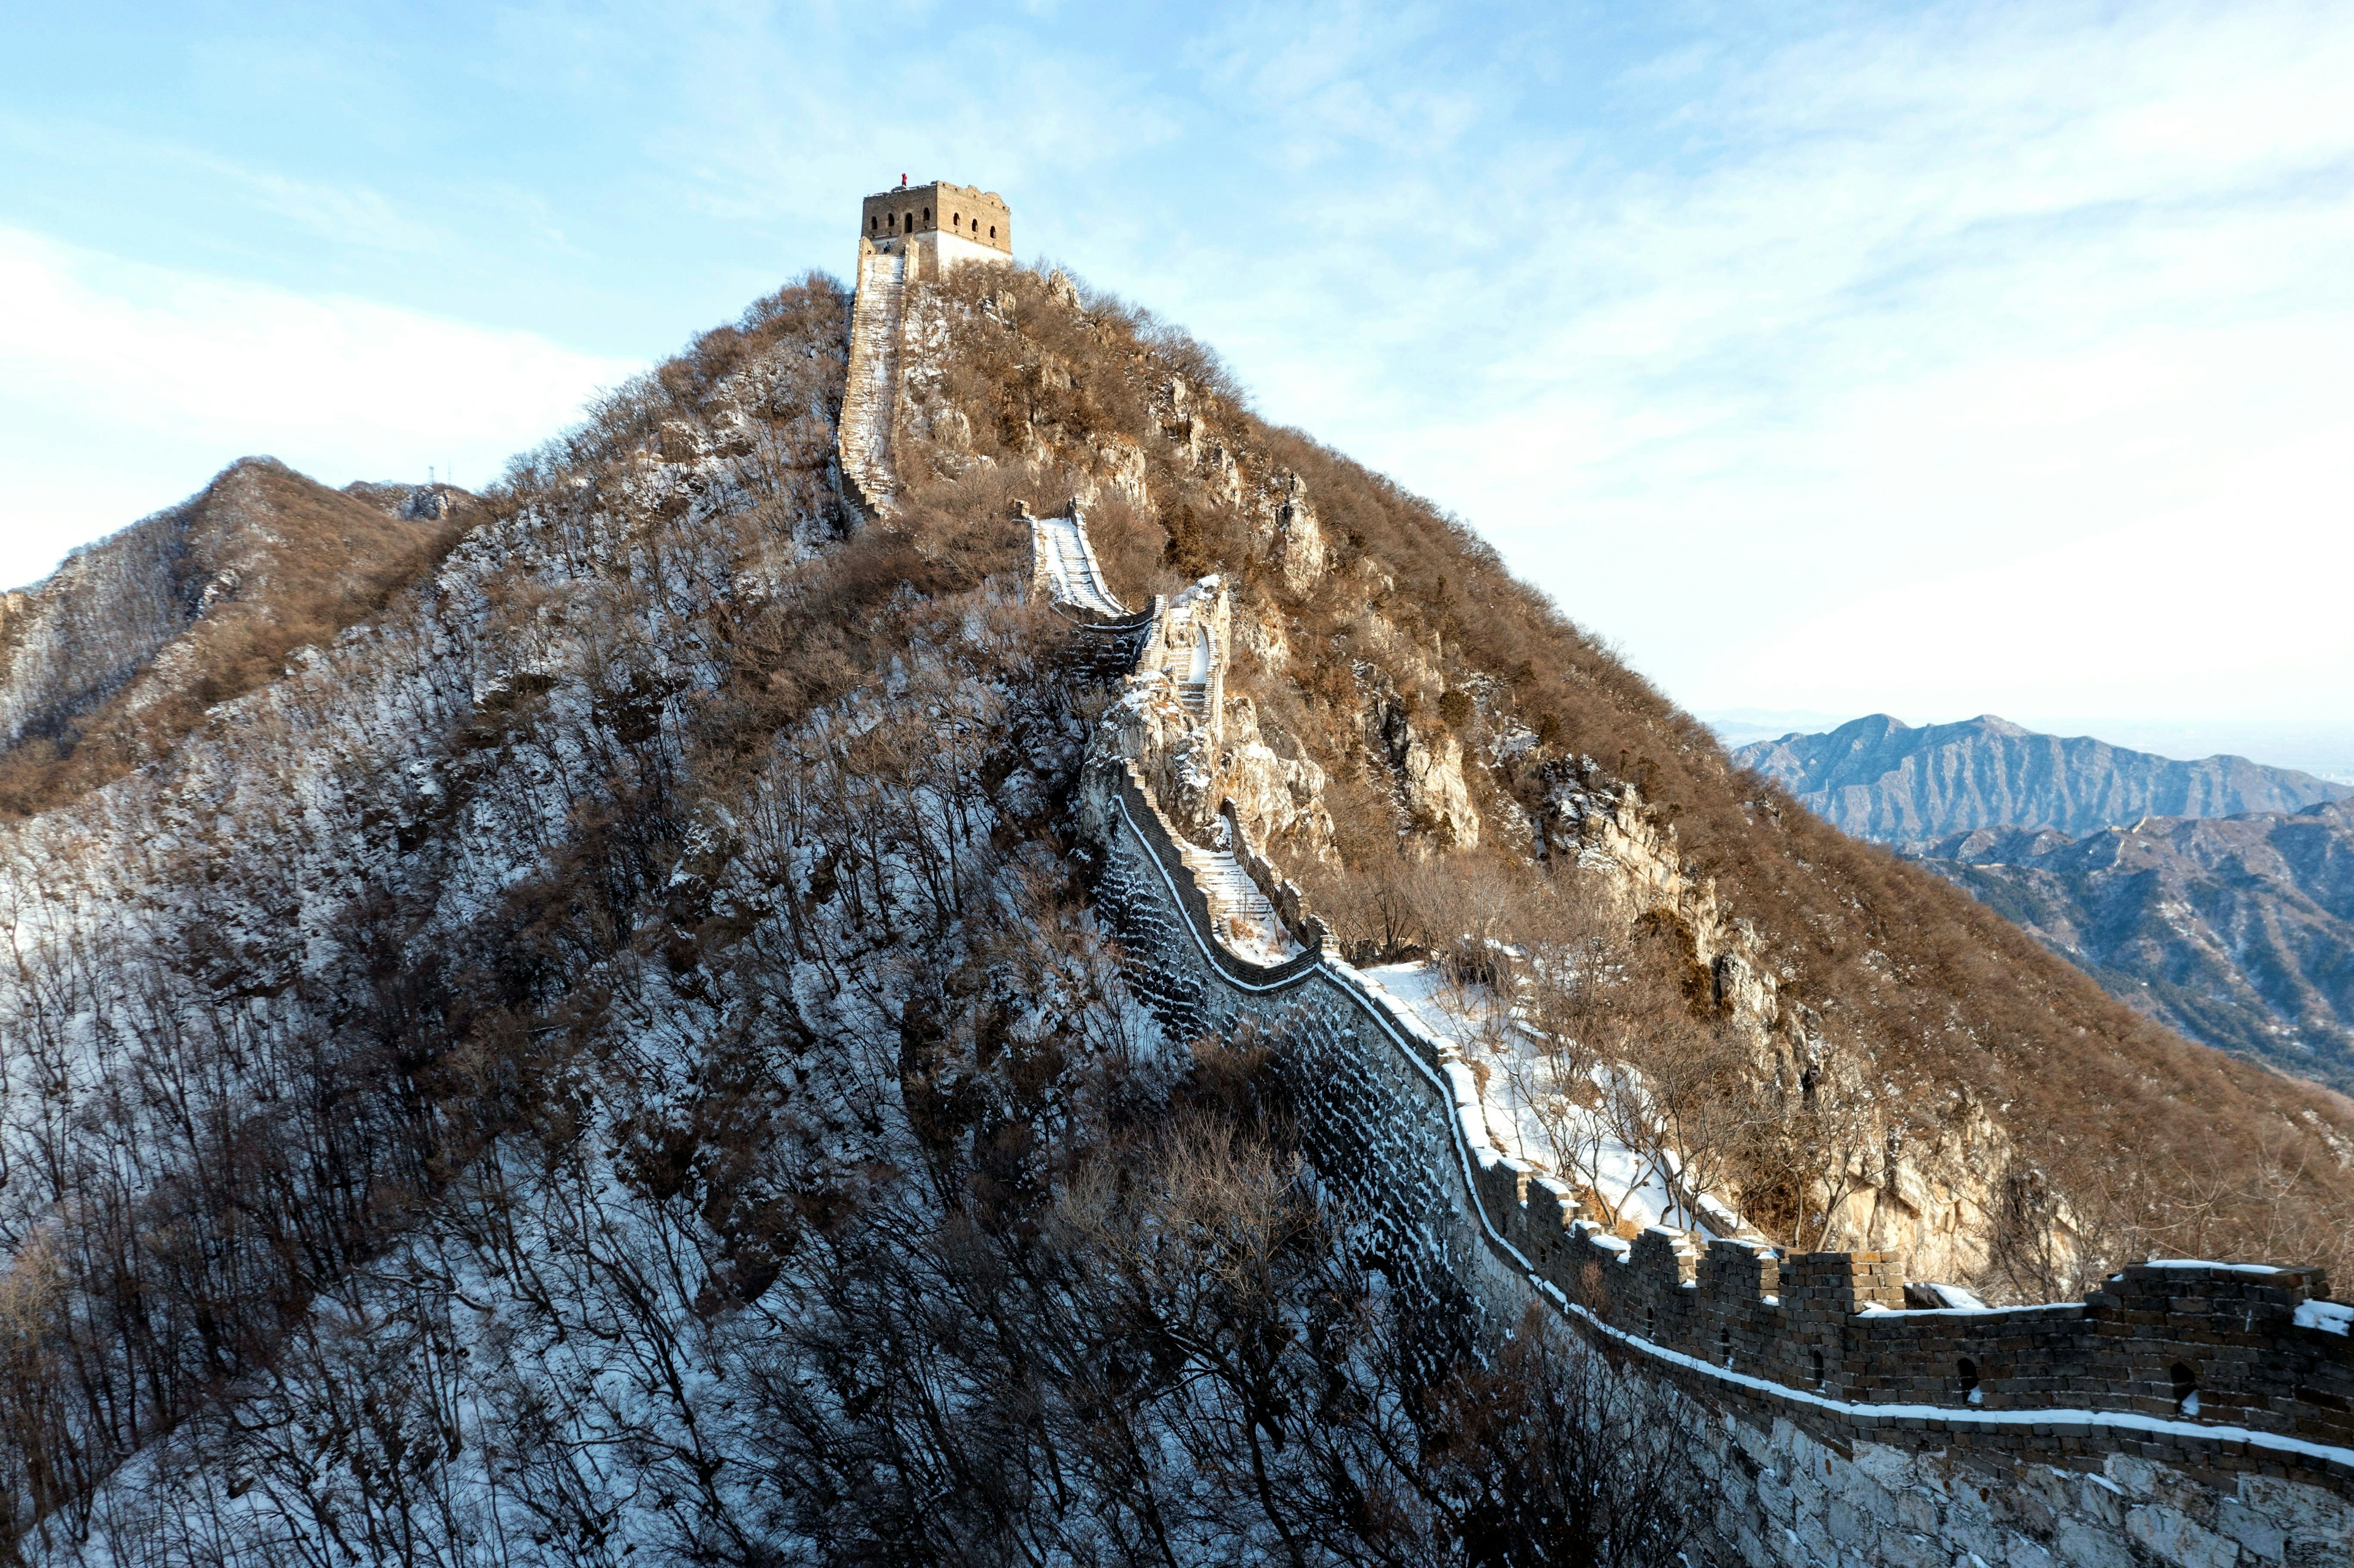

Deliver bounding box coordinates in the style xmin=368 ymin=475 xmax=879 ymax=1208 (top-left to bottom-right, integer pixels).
xmin=5 ymin=1 xmax=2351 ymax=749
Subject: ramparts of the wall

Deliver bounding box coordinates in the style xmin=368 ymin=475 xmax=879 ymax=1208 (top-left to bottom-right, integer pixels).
xmin=1080 ymin=734 xmax=2354 ymax=1560
xmin=861 ymin=181 xmax=1010 ymax=254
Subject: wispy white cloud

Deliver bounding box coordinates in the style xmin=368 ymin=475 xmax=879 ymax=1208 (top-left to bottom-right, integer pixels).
xmin=0 ymin=113 xmax=450 ymax=257
xmin=0 ymin=226 xmax=637 ymax=589
xmin=2 ymin=0 xmax=2347 ymax=728
xmin=1179 ymin=0 xmax=2354 ymax=721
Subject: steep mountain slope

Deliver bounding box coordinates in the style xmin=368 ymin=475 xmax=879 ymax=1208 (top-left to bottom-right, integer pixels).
xmin=0 ymin=274 xmax=1703 ymax=1566
xmin=0 ymin=457 xmax=465 ymax=815
xmin=0 ymin=261 xmax=2349 ymax=1561
xmin=1735 ymin=713 xmax=2349 ymax=841
xmin=1919 ymin=800 xmax=2354 ymax=1091
xmin=909 ymin=265 xmax=2354 ymax=1283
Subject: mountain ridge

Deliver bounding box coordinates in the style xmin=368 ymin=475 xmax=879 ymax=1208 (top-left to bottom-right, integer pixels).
xmin=1735 ymin=711 xmax=2350 ymax=842
xmin=1915 ymin=796 xmax=2354 ymax=1090
xmin=0 ymin=457 xmax=466 ymax=815
xmin=1 ymin=260 xmax=2348 ymax=1560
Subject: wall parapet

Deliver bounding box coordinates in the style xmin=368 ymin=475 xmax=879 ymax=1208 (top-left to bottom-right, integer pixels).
xmin=1095 ymin=757 xmax=1327 ymax=991
xmin=1052 ymin=505 xmax=2354 ymax=1567
xmin=1079 ymin=706 xmax=2354 ymax=1496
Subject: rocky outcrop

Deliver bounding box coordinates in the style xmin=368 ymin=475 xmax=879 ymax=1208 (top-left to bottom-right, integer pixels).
xmin=1084 ymin=436 xmax=1149 ymax=511
xmin=1518 ymin=756 xmax=2038 ymax=1286
xmin=1267 ymin=471 xmax=1325 ymax=596
xmin=1219 ymin=695 xmax=1336 ymax=864
xmin=1399 ymin=726 xmax=1480 ymax=849
xmin=1737 ymin=713 xmax=2348 ymax=842
xmin=1084 ymin=574 xmax=1335 ymax=866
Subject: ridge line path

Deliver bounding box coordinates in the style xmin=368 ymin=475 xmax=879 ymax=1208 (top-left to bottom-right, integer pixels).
xmin=840 ymin=245 xmax=906 ymax=511
xmin=1035 ymin=509 xmax=1126 ymax=618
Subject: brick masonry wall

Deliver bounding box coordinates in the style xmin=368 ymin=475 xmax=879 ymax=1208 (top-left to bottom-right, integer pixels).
xmin=1070 ymin=642 xmax=2354 ymax=1564
xmin=860 ymin=181 xmax=1010 ymax=251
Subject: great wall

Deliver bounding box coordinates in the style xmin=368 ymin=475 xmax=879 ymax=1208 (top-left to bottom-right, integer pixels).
xmin=837 ymin=181 xmax=2354 ymax=1567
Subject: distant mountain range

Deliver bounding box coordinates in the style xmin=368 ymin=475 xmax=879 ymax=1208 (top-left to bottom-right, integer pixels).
xmin=1919 ymin=805 xmax=2354 ymax=1090
xmin=1736 ymin=715 xmax=2354 ymax=1090
xmin=1734 ymin=714 xmax=2349 ymax=843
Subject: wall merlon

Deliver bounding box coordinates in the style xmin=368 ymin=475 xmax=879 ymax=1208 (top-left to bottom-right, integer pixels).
xmin=1701 ymin=1238 xmax=1781 ymax=1306
xmin=1054 ymin=540 xmax=2354 ymax=1558
xmin=1474 ymin=1152 xmax=1531 ymax=1228
xmin=1528 ymin=1176 xmax=1579 ymax=1233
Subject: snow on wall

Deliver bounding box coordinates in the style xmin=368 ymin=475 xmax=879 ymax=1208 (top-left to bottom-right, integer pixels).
xmin=1025 ymin=504 xmax=1128 ymax=620
xmin=1062 ymin=573 xmax=2354 ymax=1564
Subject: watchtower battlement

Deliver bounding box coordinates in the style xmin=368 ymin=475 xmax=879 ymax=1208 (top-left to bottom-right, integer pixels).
xmin=859 ymin=179 xmax=1011 ymax=277
xmin=839 ymin=178 xmax=1015 ymax=522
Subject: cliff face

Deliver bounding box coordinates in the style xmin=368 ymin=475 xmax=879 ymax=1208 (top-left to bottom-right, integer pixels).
xmin=1735 ymin=714 xmax=2350 ymax=842
xmin=0 ymin=458 xmax=463 ymax=814
xmin=1920 ymin=799 xmax=2354 ymax=1091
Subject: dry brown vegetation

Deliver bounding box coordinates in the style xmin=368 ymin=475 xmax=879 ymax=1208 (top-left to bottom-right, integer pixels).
xmin=0 ymin=278 xmax=1699 ymax=1562
xmin=920 ymin=262 xmax=2354 ymax=1296
xmin=1 ymin=261 xmax=2345 ymax=1556
xmin=0 ymin=459 xmax=465 ymax=816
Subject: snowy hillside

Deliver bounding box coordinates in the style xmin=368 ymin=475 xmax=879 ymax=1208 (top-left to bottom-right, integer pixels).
xmin=0 ymin=258 xmax=2347 ymax=1565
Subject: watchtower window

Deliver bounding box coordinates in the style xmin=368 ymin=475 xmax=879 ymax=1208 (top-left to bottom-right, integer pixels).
xmin=923 ymin=207 xmax=930 ymax=222
xmin=952 ymin=211 xmax=960 ymax=227
xmin=1957 ymin=1358 xmax=1981 ymax=1405
xmin=1811 ymin=1349 xmax=1825 ymax=1388
xmin=2171 ymin=1361 xmax=2198 ymax=1416
xmin=989 ymin=224 xmax=997 ymax=238
xmin=1719 ymin=1328 xmax=1732 ymax=1368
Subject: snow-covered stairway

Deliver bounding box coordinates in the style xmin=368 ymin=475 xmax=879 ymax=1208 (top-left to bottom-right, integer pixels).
xmin=1032 ymin=507 xmax=1127 ymax=617
xmin=1176 ymin=835 xmax=1302 ymax=965
xmin=839 ymin=244 xmax=907 ymax=517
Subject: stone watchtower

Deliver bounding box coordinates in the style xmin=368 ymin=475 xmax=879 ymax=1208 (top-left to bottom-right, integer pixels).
xmin=859 ymin=179 xmax=1011 ymax=281
xmin=839 ymin=178 xmax=1013 ymax=520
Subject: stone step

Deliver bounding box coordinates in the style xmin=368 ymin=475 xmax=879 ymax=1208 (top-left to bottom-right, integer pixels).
xmin=840 ymin=250 xmax=910 ymax=504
